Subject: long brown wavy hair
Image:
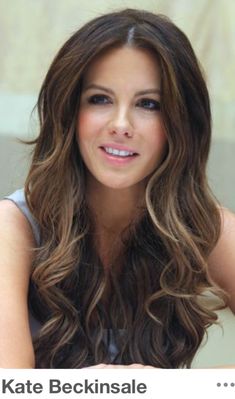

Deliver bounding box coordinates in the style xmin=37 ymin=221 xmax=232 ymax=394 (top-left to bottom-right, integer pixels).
xmin=24 ymin=8 xmax=226 ymax=368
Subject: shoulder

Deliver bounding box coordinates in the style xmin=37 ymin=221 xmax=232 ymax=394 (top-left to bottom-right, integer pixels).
xmin=0 ymin=199 xmax=35 ymax=368
xmin=208 ymin=207 xmax=235 ymax=312
xmin=0 ymin=198 xmax=35 ymax=244
xmin=0 ymin=199 xmax=35 ymax=367
xmin=0 ymin=198 xmax=35 ymax=286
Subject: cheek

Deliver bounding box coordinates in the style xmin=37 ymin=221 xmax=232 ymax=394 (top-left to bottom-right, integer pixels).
xmin=156 ymin=129 xmax=167 ymax=152
xmin=147 ymin=126 xmax=168 ymax=169
xmin=77 ymin=109 xmax=107 ymax=142
xmin=146 ymin=120 xmax=168 ymax=154
xmin=76 ymin=110 xmax=93 ymax=141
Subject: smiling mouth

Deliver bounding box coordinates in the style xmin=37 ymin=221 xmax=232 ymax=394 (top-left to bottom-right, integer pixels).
xmin=100 ymin=146 xmax=139 ymax=158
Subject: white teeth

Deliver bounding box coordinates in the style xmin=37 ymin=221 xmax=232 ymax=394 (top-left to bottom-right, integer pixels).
xmin=104 ymin=147 xmax=134 ymax=157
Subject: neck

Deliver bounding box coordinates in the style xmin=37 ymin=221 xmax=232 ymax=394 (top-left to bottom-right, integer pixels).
xmin=86 ymin=175 xmax=146 ymax=234
xmin=85 ymin=175 xmax=146 ymax=269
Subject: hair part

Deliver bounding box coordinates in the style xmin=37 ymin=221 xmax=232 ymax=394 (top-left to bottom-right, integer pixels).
xmin=126 ymin=26 xmax=136 ymax=44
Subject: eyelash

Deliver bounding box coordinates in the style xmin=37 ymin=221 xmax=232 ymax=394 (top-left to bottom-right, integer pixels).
xmin=87 ymin=95 xmax=160 ymax=111
xmin=88 ymin=95 xmax=110 ymax=105
xmin=137 ymin=98 xmax=161 ymax=111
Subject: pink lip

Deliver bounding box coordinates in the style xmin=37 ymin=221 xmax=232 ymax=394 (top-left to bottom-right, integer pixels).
xmin=99 ymin=146 xmax=139 ymax=166
xmin=99 ymin=143 xmax=139 ymax=154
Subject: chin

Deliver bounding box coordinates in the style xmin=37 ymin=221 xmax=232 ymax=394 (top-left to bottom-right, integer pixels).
xmin=98 ymin=174 xmax=146 ymax=191
xmin=103 ymin=181 xmax=133 ymax=190
xmin=94 ymin=174 xmax=131 ymax=189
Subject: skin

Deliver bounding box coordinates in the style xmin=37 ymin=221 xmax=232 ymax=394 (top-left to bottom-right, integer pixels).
xmin=0 ymin=46 xmax=234 ymax=369
xmin=77 ymin=46 xmax=167 ymax=265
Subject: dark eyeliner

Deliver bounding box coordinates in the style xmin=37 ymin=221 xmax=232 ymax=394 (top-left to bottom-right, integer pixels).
xmin=87 ymin=94 xmax=110 ymax=104
xmin=137 ymin=98 xmax=161 ymax=111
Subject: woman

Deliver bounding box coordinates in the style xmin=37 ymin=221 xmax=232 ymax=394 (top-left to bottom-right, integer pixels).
xmin=0 ymin=8 xmax=235 ymax=369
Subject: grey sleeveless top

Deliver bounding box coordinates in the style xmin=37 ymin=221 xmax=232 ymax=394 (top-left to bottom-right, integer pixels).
xmin=4 ymin=188 xmax=40 ymax=246
xmin=4 ymin=189 xmax=119 ymax=361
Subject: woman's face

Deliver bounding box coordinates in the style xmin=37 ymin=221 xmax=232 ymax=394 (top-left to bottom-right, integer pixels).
xmin=77 ymin=46 xmax=167 ymax=191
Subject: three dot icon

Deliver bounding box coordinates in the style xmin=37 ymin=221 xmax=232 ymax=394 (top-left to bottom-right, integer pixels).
xmin=217 ymin=382 xmax=235 ymax=387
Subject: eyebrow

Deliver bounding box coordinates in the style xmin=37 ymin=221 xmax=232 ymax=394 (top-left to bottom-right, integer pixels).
xmin=83 ymin=83 xmax=161 ymax=96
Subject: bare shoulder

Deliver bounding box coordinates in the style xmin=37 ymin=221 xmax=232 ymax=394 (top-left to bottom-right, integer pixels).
xmin=0 ymin=199 xmax=36 ymax=267
xmin=0 ymin=199 xmax=35 ymax=367
xmin=219 ymin=207 xmax=235 ymax=232
xmin=0 ymin=198 xmax=33 ymax=231
xmin=0 ymin=197 xmax=36 ymax=253
xmin=208 ymin=207 xmax=235 ymax=313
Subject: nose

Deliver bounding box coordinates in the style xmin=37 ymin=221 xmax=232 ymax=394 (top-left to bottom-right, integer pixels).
xmin=108 ymin=106 xmax=133 ymax=138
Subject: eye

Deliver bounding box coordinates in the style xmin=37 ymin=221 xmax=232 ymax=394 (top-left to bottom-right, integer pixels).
xmin=137 ymin=98 xmax=161 ymax=111
xmin=87 ymin=94 xmax=111 ymax=105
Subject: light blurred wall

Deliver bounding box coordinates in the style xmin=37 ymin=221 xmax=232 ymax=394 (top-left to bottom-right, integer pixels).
xmin=0 ymin=0 xmax=235 ymax=368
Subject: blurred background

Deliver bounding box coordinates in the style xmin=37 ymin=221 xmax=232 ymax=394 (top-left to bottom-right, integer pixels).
xmin=0 ymin=0 xmax=234 ymax=367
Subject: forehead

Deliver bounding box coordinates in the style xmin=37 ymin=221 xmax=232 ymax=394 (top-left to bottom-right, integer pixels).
xmin=82 ymin=46 xmax=161 ymax=87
